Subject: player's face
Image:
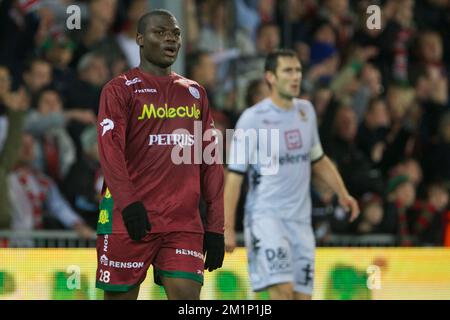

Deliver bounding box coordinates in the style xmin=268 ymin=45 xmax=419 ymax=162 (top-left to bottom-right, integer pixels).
xmin=273 ymin=57 xmax=302 ymax=99
xmin=140 ymin=15 xmax=181 ymax=68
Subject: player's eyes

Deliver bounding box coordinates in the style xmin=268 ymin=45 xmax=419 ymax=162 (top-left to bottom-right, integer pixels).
xmin=155 ymin=30 xmax=180 ymax=38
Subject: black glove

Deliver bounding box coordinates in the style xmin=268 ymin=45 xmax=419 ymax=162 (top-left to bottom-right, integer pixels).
xmin=122 ymin=201 xmax=151 ymax=241
xmin=203 ymin=232 xmax=225 ymax=272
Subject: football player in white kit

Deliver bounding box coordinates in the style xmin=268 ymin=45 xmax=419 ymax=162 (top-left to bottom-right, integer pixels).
xmin=224 ymin=49 xmax=360 ymax=300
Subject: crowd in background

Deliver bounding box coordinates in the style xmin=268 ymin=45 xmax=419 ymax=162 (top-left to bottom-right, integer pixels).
xmin=0 ymin=0 xmax=449 ymax=246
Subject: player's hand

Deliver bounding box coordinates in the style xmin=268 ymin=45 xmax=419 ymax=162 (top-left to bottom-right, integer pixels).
xmin=122 ymin=201 xmax=151 ymax=241
xmin=203 ymin=232 xmax=225 ymax=272
xmin=73 ymin=223 xmax=96 ymax=240
xmin=224 ymin=228 xmax=237 ymax=253
xmin=338 ymin=194 xmax=360 ymax=222
xmin=3 ymin=87 xmax=29 ymax=111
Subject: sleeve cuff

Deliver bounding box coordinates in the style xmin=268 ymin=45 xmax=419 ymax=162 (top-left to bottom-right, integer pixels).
xmin=311 ymin=153 xmax=325 ymax=164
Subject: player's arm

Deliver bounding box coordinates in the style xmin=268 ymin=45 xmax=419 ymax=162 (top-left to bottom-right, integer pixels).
xmin=224 ymin=170 xmax=244 ymax=253
xmin=224 ymin=109 xmax=254 ymax=253
xmin=312 ymin=155 xmax=360 ymax=222
xmin=0 ymin=87 xmax=28 ymax=170
xmin=308 ymin=101 xmax=359 ymax=222
xmin=97 ymin=84 xmax=150 ymax=241
xmin=199 ymin=88 xmax=225 ymax=271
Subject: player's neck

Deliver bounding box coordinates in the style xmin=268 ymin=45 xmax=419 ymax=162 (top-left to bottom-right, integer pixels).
xmin=139 ymin=60 xmax=172 ymax=76
xmin=270 ymin=93 xmax=294 ymax=110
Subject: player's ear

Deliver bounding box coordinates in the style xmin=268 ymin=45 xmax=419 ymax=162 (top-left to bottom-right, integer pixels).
xmin=264 ymin=71 xmax=276 ymax=87
xmin=136 ymin=33 xmax=144 ymax=48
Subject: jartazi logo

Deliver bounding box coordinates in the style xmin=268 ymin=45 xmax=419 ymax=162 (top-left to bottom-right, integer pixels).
xmin=100 ymin=254 xmax=144 ymax=269
xmin=100 ymin=254 xmax=108 ymax=266
xmin=100 ymin=118 xmax=114 ymax=136
xmin=125 ymin=77 xmax=142 ymax=86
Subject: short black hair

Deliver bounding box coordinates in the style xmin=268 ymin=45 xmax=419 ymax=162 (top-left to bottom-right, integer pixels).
xmin=264 ymin=49 xmax=298 ymax=73
xmin=185 ymin=50 xmax=211 ymax=79
xmin=33 ymin=85 xmax=62 ymax=109
xmin=245 ymin=78 xmax=265 ymax=107
xmin=137 ymin=9 xmax=176 ymax=34
xmin=256 ymin=22 xmax=279 ymax=39
xmin=23 ymin=57 xmax=49 ymax=73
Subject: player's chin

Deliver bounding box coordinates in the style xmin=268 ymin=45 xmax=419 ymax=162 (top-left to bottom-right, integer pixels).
xmin=161 ymin=55 xmax=177 ymax=66
xmin=290 ymin=88 xmax=300 ymax=97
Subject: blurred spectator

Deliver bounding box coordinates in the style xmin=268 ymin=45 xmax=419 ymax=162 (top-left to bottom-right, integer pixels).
xmin=329 ymin=49 xmax=380 ymax=107
xmin=311 ymin=85 xmax=333 ymax=126
xmin=245 ymin=78 xmax=270 ymax=107
xmin=382 ymin=0 xmax=416 ymax=84
xmin=424 ymin=112 xmax=450 ymax=182
xmin=62 ymin=125 xmax=102 ymax=230
xmin=304 ymin=21 xmax=339 ymax=92
xmin=67 ymin=52 xmax=109 ymax=113
xmin=277 ymin=0 xmax=317 ymax=60
xmin=186 ymin=51 xmax=218 ymax=103
xmin=411 ymin=31 xmax=447 ymax=86
xmin=412 ymin=181 xmax=449 ymax=246
xmin=184 ymin=0 xmax=200 ymax=53
xmin=414 ymin=0 xmax=450 ymax=35
xmin=22 ymin=58 xmax=53 ymax=103
xmin=66 ymin=52 xmax=107 ymax=157
xmin=352 ymin=63 xmax=384 ymax=121
xmin=352 ymin=2 xmax=388 ymax=68
xmin=255 ymin=22 xmax=281 ymax=55
xmin=0 ymin=65 xmax=29 ymax=228
xmin=0 ymin=0 xmax=42 ymax=74
xmin=116 ymin=0 xmax=150 ymax=68
xmin=41 ymin=29 xmax=76 ymax=95
xmin=8 ymin=133 xmax=95 ymax=238
xmin=382 ymin=175 xmax=417 ymax=245
xmin=412 ymin=31 xmax=450 ymax=154
xmin=198 ymin=1 xmax=231 ymax=53
xmin=70 ymin=0 xmax=118 ymax=67
xmin=319 ymin=0 xmax=355 ymax=50
xmin=357 ymin=97 xmax=390 ymax=165
xmin=388 ymin=157 xmax=423 ymax=187
xmin=311 ymin=175 xmax=351 ymax=244
xmin=325 ymin=104 xmax=384 ymax=197
xmin=230 ymin=22 xmax=281 ymax=111
xmin=353 ymin=192 xmax=384 ymax=235
xmin=257 ymin=0 xmax=276 ymax=23
xmin=234 ymin=0 xmax=261 ymax=42
xmin=379 ymin=85 xmax=417 ymax=173
xmin=413 ymin=31 xmax=448 ymax=102
xmin=23 ymin=87 xmax=76 ymax=181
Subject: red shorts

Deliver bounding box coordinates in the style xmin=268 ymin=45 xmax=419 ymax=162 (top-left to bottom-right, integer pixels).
xmin=95 ymin=232 xmax=205 ymax=292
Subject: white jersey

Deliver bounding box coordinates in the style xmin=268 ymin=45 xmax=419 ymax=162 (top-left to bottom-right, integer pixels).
xmin=228 ymin=98 xmax=324 ymax=224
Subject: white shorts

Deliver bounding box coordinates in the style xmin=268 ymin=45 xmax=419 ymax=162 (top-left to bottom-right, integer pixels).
xmin=244 ymin=217 xmax=315 ymax=295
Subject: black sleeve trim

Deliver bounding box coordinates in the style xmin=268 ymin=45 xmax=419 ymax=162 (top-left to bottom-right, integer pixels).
xmin=311 ymin=153 xmax=325 ymax=164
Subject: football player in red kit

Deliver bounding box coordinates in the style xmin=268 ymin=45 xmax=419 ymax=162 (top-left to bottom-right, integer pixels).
xmin=95 ymin=9 xmax=224 ymax=300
